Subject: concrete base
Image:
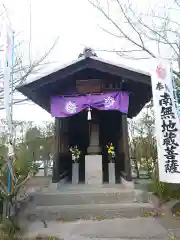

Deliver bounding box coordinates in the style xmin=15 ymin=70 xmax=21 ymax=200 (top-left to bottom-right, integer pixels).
xmin=57 ymin=176 xmax=68 ymax=190
xmin=121 ymin=176 xmax=134 ymax=188
xmin=49 ymin=182 xmax=58 ymax=190
xmin=85 ymin=155 xmax=102 ymax=184
xmin=108 ymin=163 xmax=116 ymax=184
xmin=72 ymin=163 xmax=79 ymax=184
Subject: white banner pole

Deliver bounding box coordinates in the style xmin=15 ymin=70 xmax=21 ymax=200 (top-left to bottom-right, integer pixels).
xmin=151 ymin=59 xmax=180 ymax=183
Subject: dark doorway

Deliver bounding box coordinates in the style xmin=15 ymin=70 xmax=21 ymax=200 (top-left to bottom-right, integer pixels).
xmin=99 ymin=110 xmax=122 ymax=183
xmin=67 ymin=109 xmax=123 ymax=184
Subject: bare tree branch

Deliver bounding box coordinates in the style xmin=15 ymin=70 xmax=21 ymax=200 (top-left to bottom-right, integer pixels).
xmin=175 ymin=0 xmax=180 ymax=8
xmin=128 ymin=5 xmax=179 ymax=57
xmin=116 ymin=0 xmax=145 ymax=49
xmin=0 ymin=5 xmax=60 ymax=110
xmin=88 ymin=0 xmax=180 ymax=77
xmin=88 ymin=0 xmax=156 ymax=58
xmin=0 ymin=36 xmax=59 ymax=110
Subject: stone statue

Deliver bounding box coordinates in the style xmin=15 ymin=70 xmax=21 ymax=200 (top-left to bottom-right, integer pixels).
xmin=87 ymin=122 xmax=101 ymax=154
xmin=78 ymin=47 xmax=98 ymax=58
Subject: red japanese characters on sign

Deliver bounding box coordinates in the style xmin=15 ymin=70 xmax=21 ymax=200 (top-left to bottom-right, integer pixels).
xmin=156 ymin=64 xmax=167 ymax=80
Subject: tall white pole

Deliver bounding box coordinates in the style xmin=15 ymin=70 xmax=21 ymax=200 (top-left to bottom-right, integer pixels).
xmin=29 ymin=0 xmax=32 ymax=66
xmin=4 ymin=24 xmax=14 ymax=157
xmin=3 ymin=12 xmax=15 ymax=217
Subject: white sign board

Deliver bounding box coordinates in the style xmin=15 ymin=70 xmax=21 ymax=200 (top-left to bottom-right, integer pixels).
xmin=151 ymin=59 xmax=180 ymax=183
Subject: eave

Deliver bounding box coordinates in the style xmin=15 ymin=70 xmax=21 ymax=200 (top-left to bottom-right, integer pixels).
xmin=16 ymin=56 xmax=152 ymax=118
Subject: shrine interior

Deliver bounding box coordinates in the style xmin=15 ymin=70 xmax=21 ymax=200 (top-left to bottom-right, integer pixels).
xmin=62 ymin=109 xmax=124 ymax=183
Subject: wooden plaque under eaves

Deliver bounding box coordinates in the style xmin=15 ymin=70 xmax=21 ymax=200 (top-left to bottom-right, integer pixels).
xmin=76 ymin=79 xmax=102 ymax=93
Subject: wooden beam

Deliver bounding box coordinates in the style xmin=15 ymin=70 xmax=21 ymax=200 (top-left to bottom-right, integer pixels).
xmin=121 ymin=114 xmax=132 ymax=181
xmin=52 ymin=118 xmax=61 ymax=183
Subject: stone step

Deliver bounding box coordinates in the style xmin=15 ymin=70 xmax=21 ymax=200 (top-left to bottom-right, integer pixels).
xmin=24 ymin=202 xmax=154 ymax=221
xmin=26 ymin=218 xmax=170 ymax=240
xmin=32 ymin=189 xmax=150 ymax=206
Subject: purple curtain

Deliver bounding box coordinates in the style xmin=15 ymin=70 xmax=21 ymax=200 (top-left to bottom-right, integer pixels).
xmin=50 ymin=91 xmax=129 ymax=117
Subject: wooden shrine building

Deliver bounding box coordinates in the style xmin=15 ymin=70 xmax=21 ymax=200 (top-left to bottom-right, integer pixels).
xmin=17 ymin=48 xmax=152 ymax=185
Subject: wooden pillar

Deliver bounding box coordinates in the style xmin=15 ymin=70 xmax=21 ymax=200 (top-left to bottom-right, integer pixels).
xmin=52 ymin=117 xmax=61 ymax=183
xmin=52 ymin=117 xmax=70 ymax=183
xmin=121 ymin=114 xmax=132 ymax=181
